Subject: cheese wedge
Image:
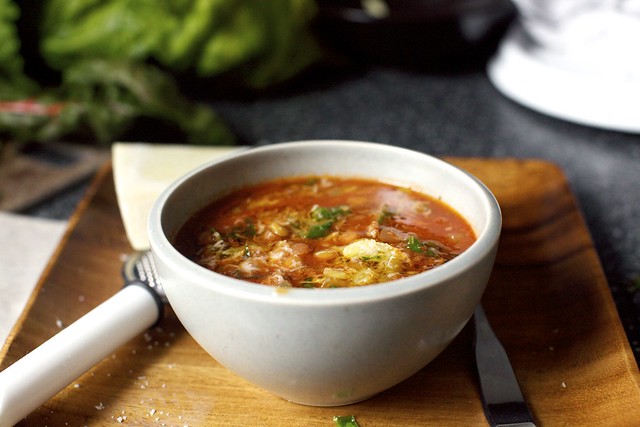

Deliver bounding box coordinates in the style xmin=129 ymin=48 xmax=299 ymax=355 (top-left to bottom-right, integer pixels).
xmin=112 ymin=142 xmax=244 ymax=250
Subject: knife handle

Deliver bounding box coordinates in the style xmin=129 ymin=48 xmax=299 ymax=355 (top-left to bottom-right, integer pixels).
xmin=0 ymin=284 xmax=161 ymax=427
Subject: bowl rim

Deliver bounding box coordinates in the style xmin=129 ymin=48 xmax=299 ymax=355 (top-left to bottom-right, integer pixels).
xmin=148 ymin=140 xmax=502 ymax=306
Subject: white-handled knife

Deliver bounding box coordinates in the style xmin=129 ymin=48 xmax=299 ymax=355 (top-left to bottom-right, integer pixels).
xmin=0 ymin=143 xmax=241 ymax=427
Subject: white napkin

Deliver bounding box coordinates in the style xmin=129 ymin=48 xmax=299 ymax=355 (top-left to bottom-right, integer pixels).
xmin=1 ymin=143 xmax=242 ymax=348
xmin=0 ymin=212 xmax=66 ymax=347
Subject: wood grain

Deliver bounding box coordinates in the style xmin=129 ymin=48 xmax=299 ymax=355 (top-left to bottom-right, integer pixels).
xmin=2 ymin=158 xmax=639 ymax=426
xmin=0 ymin=142 xmax=109 ymax=211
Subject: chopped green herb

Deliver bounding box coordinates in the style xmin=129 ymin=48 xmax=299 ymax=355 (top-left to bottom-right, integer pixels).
xmin=244 ymin=218 xmax=256 ymax=237
xmin=406 ymin=236 xmax=437 ymax=257
xmin=377 ymin=206 xmax=395 ymax=224
xmin=305 ymin=221 xmax=334 ymax=239
xmin=406 ymin=236 xmax=423 ymax=253
xmin=300 ymin=277 xmax=314 ymax=288
xmin=333 ymin=415 xmax=360 ymax=427
xmin=229 ymin=218 xmax=256 ymax=241
xmin=304 ymin=205 xmax=350 ymax=239
xmin=311 ymin=205 xmax=349 ymax=221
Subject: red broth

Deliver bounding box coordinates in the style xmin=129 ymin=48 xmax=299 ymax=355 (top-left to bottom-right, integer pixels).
xmin=174 ymin=176 xmax=476 ymax=288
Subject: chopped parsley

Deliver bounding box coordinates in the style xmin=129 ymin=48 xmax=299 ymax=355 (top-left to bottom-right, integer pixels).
xmin=301 ymin=277 xmax=317 ymax=288
xmin=406 ymin=236 xmax=437 ymax=257
xmin=305 ymin=221 xmax=335 ymax=239
xmin=377 ymin=206 xmax=395 ymax=224
xmin=228 ymin=217 xmax=256 ymax=242
xmin=304 ymin=205 xmax=350 ymax=239
xmin=333 ymin=415 xmax=360 ymax=427
xmin=311 ymin=205 xmax=350 ymax=221
xmin=243 ymin=219 xmax=256 ymax=236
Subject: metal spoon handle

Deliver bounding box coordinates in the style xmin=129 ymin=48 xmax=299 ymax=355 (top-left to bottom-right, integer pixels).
xmin=0 ymin=284 xmax=160 ymax=427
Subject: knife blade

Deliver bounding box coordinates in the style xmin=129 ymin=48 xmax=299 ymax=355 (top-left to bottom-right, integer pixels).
xmin=473 ymin=304 xmax=536 ymax=427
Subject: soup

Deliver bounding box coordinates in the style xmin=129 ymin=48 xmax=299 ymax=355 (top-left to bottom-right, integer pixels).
xmin=174 ymin=176 xmax=476 ymax=288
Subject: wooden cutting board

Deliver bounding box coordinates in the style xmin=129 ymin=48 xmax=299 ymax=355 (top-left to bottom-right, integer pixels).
xmin=2 ymin=158 xmax=640 ymax=426
xmin=0 ymin=142 xmax=109 ymax=212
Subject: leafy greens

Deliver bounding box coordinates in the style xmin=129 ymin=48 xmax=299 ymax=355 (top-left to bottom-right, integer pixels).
xmin=0 ymin=0 xmax=321 ymax=145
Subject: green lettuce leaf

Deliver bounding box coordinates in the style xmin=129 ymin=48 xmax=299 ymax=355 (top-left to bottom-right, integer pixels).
xmin=40 ymin=0 xmax=321 ymax=88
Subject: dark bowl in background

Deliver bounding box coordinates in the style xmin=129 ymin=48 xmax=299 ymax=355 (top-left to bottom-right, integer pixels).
xmin=313 ymin=0 xmax=516 ymax=71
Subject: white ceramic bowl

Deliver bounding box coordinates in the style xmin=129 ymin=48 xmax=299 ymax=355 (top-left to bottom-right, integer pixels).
xmin=148 ymin=140 xmax=501 ymax=406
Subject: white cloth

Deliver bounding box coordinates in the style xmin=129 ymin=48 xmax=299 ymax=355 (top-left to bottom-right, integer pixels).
xmin=0 ymin=212 xmax=66 ymax=348
xmin=0 ymin=143 xmax=242 ymax=349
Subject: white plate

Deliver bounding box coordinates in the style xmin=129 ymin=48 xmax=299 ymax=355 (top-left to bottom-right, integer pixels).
xmin=487 ymin=26 xmax=640 ymax=134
